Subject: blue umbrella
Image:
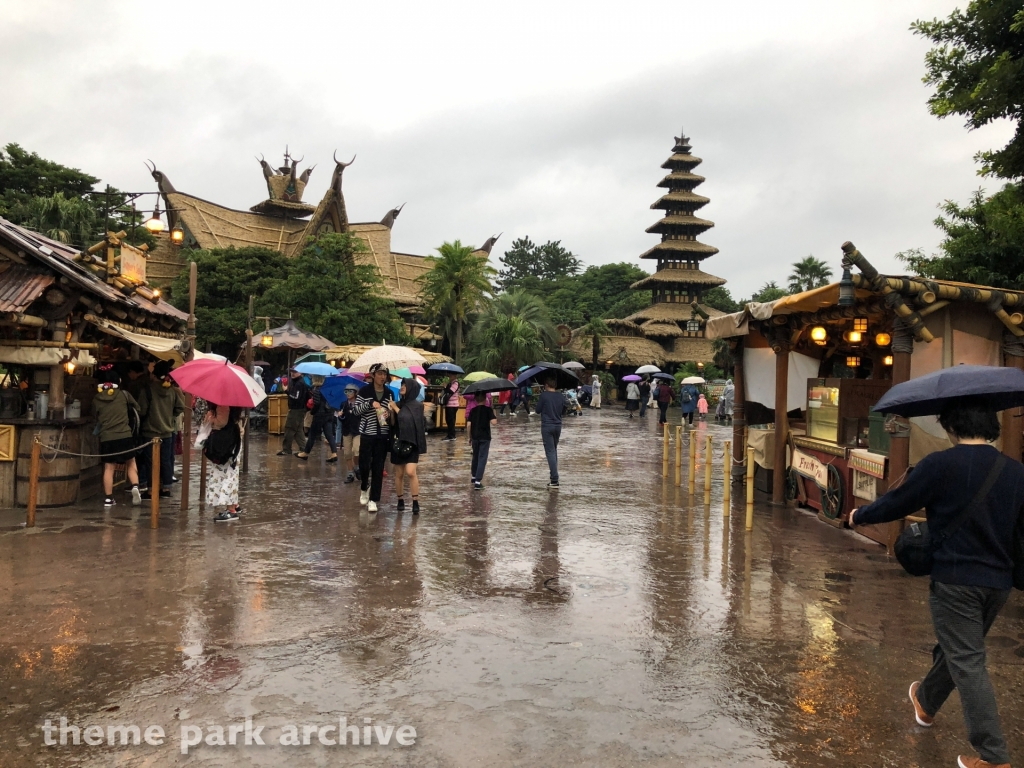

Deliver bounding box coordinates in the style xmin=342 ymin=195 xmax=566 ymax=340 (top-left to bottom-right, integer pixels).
xmin=387 ymin=379 xmax=425 ymax=402
xmin=321 ymin=375 xmax=366 ymax=409
xmin=873 ymin=364 xmax=1024 ymax=417
xmin=652 ymin=372 xmax=675 ymax=381
xmin=295 ymin=362 xmax=341 ymax=377
xmin=428 ymin=362 xmax=464 ymax=374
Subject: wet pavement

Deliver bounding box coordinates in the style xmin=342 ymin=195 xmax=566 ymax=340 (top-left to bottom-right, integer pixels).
xmin=1 ymin=409 xmax=1022 ymax=767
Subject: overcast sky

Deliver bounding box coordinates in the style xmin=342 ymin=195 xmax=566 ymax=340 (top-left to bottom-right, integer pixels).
xmin=2 ymin=1 xmax=1013 ymax=298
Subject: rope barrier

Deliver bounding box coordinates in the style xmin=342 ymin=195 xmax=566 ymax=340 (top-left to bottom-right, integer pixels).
xmin=34 ymin=436 xmax=159 ymax=460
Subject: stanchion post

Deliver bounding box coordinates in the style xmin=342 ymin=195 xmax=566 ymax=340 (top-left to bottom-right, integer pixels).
xmin=723 ymin=439 xmax=731 ymax=512
xmin=26 ymin=438 xmax=40 ymax=528
xmin=199 ymin=452 xmax=208 ymax=508
xmin=704 ymin=435 xmax=712 ymax=504
xmin=745 ymin=445 xmax=755 ymax=531
xmin=688 ymin=431 xmax=696 ymax=495
xmin=674 ymin=426 xmax=682 ymax=487
xmin=662 ymin=425 xmax=669 ymax=478
xmin=150 ymin=440 xmax=160 ymax=529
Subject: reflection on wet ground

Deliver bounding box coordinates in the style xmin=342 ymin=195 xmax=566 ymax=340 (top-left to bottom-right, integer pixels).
xmin=0 ymin=411 xmax=1021 ymax=766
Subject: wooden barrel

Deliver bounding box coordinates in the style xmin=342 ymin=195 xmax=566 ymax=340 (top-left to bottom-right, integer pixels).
xmin=16 ymin=426 xmax=81 ymax=507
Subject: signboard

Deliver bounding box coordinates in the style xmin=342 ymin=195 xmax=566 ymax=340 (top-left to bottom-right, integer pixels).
xmin=791 ymin=448 xmax=828 ymax=487
xmin=118 ymin=242 xmax=147 ymax=284
xmin=849 ymin=449 xmax=886 ymax=479
xmin=852 ymin=469 xmax=877 ymax=502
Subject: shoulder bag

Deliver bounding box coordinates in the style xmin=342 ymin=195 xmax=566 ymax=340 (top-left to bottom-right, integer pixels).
xmin=894 ymin=454 xmax=1006 ymax=577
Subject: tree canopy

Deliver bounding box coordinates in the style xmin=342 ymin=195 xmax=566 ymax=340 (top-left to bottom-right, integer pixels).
xmin=496 ymin=237 xmax=583 ymax=293
xmin=787 ymin=255 xmax=833 ymax=293
xmin=913 ymin=1 xmax=1024 ymax=179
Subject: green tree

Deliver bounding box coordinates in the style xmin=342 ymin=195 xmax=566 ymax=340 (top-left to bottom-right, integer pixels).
xmin=750 ymin=281 xmax=789 ymax=303
xmin=578 ymin=317 xmax=611 ymax=371
xmin=497 ymin=237 xmax=582 ymax=292
xmin=260 ymin=233 xmax=408 ymax=346
xmin=702 ymin=286 xmax=740 ymax=313
xmin=542 ymin=262 xmax=650 ymax=325
xmin=787 ymin=255 xmax=833 ymax=293
xmin=897 ymin=183 xmax=1024 ymax=288
xmin=470 ymin=290 xmax=558 ymax=352
xmin=418 ymin=239 xmax=496 ymax=364
xmin=467 ymin=315 xmax=547 ymax=374
xmin=913 ymin=2 xmax=1024 ymax=179
xmin=171 ymin=246 xmax=290 ymax=355
xmin=27 ymin=192 xmax=96 ymax=246
xmin=0 ymin=143 xmax=98 ymax=221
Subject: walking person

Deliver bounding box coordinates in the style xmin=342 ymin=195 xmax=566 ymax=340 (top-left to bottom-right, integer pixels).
xmin=680 ymin=381 xmax=698 ymax=425
xmin=507 ymin=373 xmax=521 ymax=415
xmin=721 ymin=378 xmax=735 ymax=424
xmin=469 ymin=392 xmax=497 ymax=489
xmin=697 ymin=393 xmax=709 ymax=421
xmin=625 ymin=380 xmax=640 ymax=418
xmin=848 ymin=397 xmax=1024 ymax=768
xmin=340 ymin=384 xmax=361 ymax=482
xmin=658 ymin=378 xmax=674 ymax=425
xmin=91 ymin=366 xmax=142 ymax=508
xmin=353 ymin=363 xmax=394 ymax=513
xmin=441 ymin=372 xmax=460 ymax=440
xmin=297 ymin=376 xmax=338 ymax=462
xmin=278 ymin=368 xmax=309 ymax=456
xmin=639 ymin=377 xmax=651 ymax=418
xmin=590 ymin=373 xmax=601 ymax=409
xmin=137 ymin=360 xmax=184 ymax=500
xmin=535 ymin=376 xmax=563 ymax=488
xmin=521 ymin=383 xmax=535 ymax=416
xmin=496 ymin=381 xmax=511 ymax=415
xmin=388 ymin=378 xmax=427 ymax=514
xmin=204 ymin=403 xmax=242 ymax=523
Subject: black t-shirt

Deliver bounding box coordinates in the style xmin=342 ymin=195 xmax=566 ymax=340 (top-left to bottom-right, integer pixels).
xmin=469 ymin=405 xmax=495 ymax=441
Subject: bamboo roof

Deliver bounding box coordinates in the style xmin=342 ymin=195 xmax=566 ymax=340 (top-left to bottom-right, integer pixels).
xmin=166 ymin=191 xmax=311 ymax=256
xmin=657 ymin=171 xmax=705 ymax=187
xmin=646 ymin=215 xmax=715 ymax=234
xmin=641 ymin=320 xmax=685 ymax=337
xmin=627 ymin=301 xmax=726 ymax=324
xmin=0 ymin=264 xmax=54 ymax=313
xmin=651 ymin=190 xmax=711 ymax=209
xmin=603 ymin=318 xmax=645 ymax=335
xmin=660 ymin=153 xmax=702 ymax=170
xmin=639 ymin=240 xmax=720 ymax=259
xmin=630 ymin=266 xmax=727 ymax=289
xmin=567 ymin=333 xmax=669 ymax=367
xmin=664 ymin=336 xmax=716 ymax=363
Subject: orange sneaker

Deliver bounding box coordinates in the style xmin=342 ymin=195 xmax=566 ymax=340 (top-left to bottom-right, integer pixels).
xmin=957 ymin=756 xmax=1011 ymax=768
xmin=909 ymin=681 xmax=933 ymax=727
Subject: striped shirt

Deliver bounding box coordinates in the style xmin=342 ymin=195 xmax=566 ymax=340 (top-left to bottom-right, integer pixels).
xmin=352 ymin=383 xmax=394 ymax=437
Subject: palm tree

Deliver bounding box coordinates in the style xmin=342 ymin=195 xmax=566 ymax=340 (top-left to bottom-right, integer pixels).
xmin=467 ymin=290 xmax=556 ymax=372
xmin=578 ymin=317 xmax=611 ymax=370
xmin=417 ymin=240 xmax=496 ymax=365
xmin=29 ymin=192 xmax=96 ymax=246
xmin=788 ymin=255 xmax=833 ymax=293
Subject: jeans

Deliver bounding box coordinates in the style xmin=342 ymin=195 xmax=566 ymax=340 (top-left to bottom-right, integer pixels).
xmin=658 ymin=401 xmax=669 ymax=424
xmin=917 ymin=581 xmax=1011 ymax=765
xmin=471 ymin=439 xmax=491 ymax=482
xmin=282 ymin=409 xmax=305 ymax=453
xmin=145 ymin=435 xmax=175 ymax=491
xmin=541 ymin=425 xmax=560 ymax=484
xmin=639 ymin=399 xmax=648 ymax=417
xmin=359 ymin=434 xmax=391 ymax=502
xmin=445 ymin=406 xmax=458 ymax=439
xmin=303 ymin=413 xmax=337 ymax=454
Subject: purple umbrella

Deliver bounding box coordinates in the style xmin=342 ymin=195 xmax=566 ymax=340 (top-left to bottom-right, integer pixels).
xmin=622 ymin=374 xmax=642 ymax=382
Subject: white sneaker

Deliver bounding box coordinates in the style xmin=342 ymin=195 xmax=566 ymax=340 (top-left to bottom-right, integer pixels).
xmin=359 ymin=490 xmax=369 ymax=506
xmin=367 ymin=501 xmax=377 ymax=513
xmin=131 ymin=486 xmax=142 ymax=506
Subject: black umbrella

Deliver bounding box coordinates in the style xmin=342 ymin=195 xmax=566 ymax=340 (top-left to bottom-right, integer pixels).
xmin=428 ymin=362 xmax=465 ymax=374
xmin=464 ymin=377 xmax=516 ymax=396
xmin=873 ymin=364 xmax=1024 ymax=417
xmin=514 ymin=363 xmax=579 ymax=390
xmin=652 ymin=372 xmax=675 ymax=381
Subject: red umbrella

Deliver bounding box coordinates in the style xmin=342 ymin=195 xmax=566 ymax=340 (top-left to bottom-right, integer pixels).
xmin=170 ymin=359 xmax=268 ymax=408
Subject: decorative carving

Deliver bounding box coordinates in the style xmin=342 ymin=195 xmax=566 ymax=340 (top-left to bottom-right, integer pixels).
xmin=380 ymin=203 xmax=406 ymax=229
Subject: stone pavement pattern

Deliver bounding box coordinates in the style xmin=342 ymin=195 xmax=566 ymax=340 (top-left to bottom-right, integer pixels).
xmin=1 ymin=410 xmax=1022 ymax=767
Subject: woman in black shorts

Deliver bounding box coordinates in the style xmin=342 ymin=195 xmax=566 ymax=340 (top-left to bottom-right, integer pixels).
xmin=91 ymin=365 xmax=142 ymax=508
xmin=388 ymin=378 xmax=427 ymax=515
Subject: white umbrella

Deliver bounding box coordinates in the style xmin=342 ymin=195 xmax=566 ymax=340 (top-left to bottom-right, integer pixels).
xmin=681 ymin=376 xmax=706 ymax=385
xmin=635 ymin=364 xmax=661 ymax=374
xmin=349 ymin=344 xmax=427 ymax=373
xmin=562 ymin=361 xmax=585 ymax=370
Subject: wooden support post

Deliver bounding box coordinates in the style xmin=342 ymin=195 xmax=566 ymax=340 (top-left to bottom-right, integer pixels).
xmin=662 ymin=426 xmax=670 ymax=478
xmin=704 ymin=435 xmax=712 ymax=504
xmin=49 ymin=363 xmax=65 ymax=419
xmin=26 ymin=438 xmax=40 ymax=528
xmin=731 ymin=338 xmax=746 ymax=482
xmin=181 ymin=261 xmax=197 ymax=513
xmin=199 ymin=452 xmax=207 ymax=507
xmin=772 ymin=347 xmax=790 ymax=505
xmin=674 ymin=426 xmax=683 ymax=486
xmin=150 ymin=440 xmax=160 ymax=529
xmin=688 ymin=431 xmax=697 ymax=495
xmin=723 ymin=440 xmax=731 ymax=512
xmin=746 ymin=445 xmax=755 ymax=531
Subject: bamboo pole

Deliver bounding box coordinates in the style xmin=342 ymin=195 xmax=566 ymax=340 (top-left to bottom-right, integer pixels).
xmin=662 ymin=426 xmax=669 ymax=478
xmin=674 ymin=426 xmax=682 ymax=487
xmin=723 ymin=440 xmax=731 ymax=513
xmin=26 ymin=438 xmax=40 ymax=528
xmin=746 ymin=445 xmax=755 ymax=531
xmin=688 ymin=430 xmax=696 ymax=495
xmin=704 ymin=435 xmax=713 ymax=504
xmin=150 ymin=440 xmax=160 ymax=529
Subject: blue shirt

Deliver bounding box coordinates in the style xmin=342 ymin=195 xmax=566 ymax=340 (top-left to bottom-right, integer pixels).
xmin=536 ymin=390 xmax=563 ymax=428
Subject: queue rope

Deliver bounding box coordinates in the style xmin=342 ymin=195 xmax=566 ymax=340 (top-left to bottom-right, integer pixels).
xmin=34 ymin=435 xmax=159 ymax=461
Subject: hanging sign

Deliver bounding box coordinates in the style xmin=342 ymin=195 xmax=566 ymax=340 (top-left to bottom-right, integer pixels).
xmin=852 ymin=469 xmax=877 ymax=502
xmin=118 ymin=242 xmax=147 ymax=284
xmin=791 ymin=448 xmax=828 ymax=487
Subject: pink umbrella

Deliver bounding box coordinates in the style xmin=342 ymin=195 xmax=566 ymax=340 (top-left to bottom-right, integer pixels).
xmin=409 ymin=365 xmax=427 ymax=376
xmin=171 ymin=359 xmax=268 ymax=408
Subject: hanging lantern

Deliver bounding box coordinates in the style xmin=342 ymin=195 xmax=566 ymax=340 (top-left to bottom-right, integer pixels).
xmin=170 ymin=224 xmax=185 ymax=245
xmin=843 ymin=330 xmax=863 ymax=344
xmin=838 ymin=266 xmax=856 ymax=307
xmin=810 ymin=326 xmax=827 ymax=344
xmin=883 ymin=355 xmax=894 ymax=366
xmin=875 ymin=332 xmax=891 ymax=346
xmin=846 ymin=356 xmax=861 ymax=368
xmin=260 ymin=319 xmax=274 ymax=348
xmin=144 ymin=206 xmax=165 ymax=233
xmin=853 ymin=318 xmax=868 ymax=333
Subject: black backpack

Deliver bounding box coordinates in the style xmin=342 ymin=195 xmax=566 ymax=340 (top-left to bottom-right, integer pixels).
xmin=204 ymin=423 xmax=241 ymax=466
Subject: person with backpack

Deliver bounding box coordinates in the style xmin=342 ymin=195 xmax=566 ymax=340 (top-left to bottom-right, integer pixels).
xmin=353 ymin=363 xmax=394 ymax=513
xmin=680 ymin=382 xmax=698 ymax=425
xmin=441 ymin=372 xmax=460 ymax=441
xmin=278 ymin=368 xmax=309 ymax=456
xmin=137 ymin=359 xmax=184 ymax=499
xmin=657 ymin=379 xmax=674 ymax=425
xmin=388 ymin=378 xmax=427 ymax=514
xmin=297 ymin=375 xmax=338 ymax=462
xmin=848 ymin=397 xmax=1024 ymax=768
xmin=204 ymin=403 xmax=242 ymax=523
xmin=340 ymin=383 xmax=361 ymax=483
xmin=91 ymin=365 xmax=142 ymax=508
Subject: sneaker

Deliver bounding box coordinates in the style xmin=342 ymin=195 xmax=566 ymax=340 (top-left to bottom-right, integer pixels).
xmin=412 ymin=501 xmax=420 ymax=515
xmin=473 ymin=481 xmax=483 ymax=490
xmin=344 ymin=472 xmax=356 ymax=483
xmin=159 ymin=489 xmax=172 ymax=499
xmin=359 ymin=490 xmax=369 ymax=506
xmin=957 ymin=757 xmax=1010 ymax=768
xmin=528 ymin=412 xmax=535 ymax=416
xmin=276 ymin=450 xmax=292 ymax=456
xmin=397 ymin=498 xmax=405 ymax=511
xmin=909 ymin=681 xmax=933 ymax=727
xmin=296 ymin=452 xmax=309 ymax=461
xmin=547 ymin=481 xmax=559 ymax=489
xmin=103 ymin=496 xmax=115 ymax=507
xmin=367 ymin=501 xmax=378 ymax=513
xmin=213 ymin=511 xmax=237 ymax=523
xmin=141 ymin=491 xmax=152 ymax=501
xmin=131 ymin=486 xmax=142 ymax=507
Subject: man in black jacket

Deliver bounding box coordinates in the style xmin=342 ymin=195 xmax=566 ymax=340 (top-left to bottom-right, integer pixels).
xmin=850 ymin=398 xmax=1023 ymax=768
xmin=278 ymin=369 xmax=309 ymax=456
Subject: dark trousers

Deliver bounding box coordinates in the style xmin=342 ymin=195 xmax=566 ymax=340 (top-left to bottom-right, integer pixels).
xmin=303 ymin=413 xmax=337 ymax=454
xmin=282 ymin=409 xmax=305 ymax=453
xmin=541 ymin=425 xmax=560 ymax=483
xmin=144 ymin=435 xmax=175 ymax=491
xmin=445 ymin=406 xmax=458 ymax=439
xmin=917 ymin=581 xmax=1011 ymax=765
xmin=359 ymin=435 xmax=390 ymax=502
xmin=471 ymin=439 xmax=491 ymax=482
xmin=658 ymin=401 xmax=669 ymax=424
xmin=682 ymin=410 xmax=694 ymax=425
xmin=639 ymin=399 xmax=648 ymax=417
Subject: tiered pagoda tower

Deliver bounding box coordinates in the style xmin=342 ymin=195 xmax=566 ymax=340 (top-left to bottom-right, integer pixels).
xmin=628 ymin=132 xmax=726 ymax=340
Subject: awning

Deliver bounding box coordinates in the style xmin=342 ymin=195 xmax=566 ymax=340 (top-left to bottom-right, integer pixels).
xmin=87 ymin=315 xmax=183 ymax=362
xmin=0 ymin=346 xmax=97 ymax=367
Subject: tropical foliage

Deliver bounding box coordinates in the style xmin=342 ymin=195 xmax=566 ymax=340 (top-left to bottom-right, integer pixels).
xmin=577 ymin=317 xmax=611 ymax=371
xmin=787 ymin=256 xmax=833 ymax=293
